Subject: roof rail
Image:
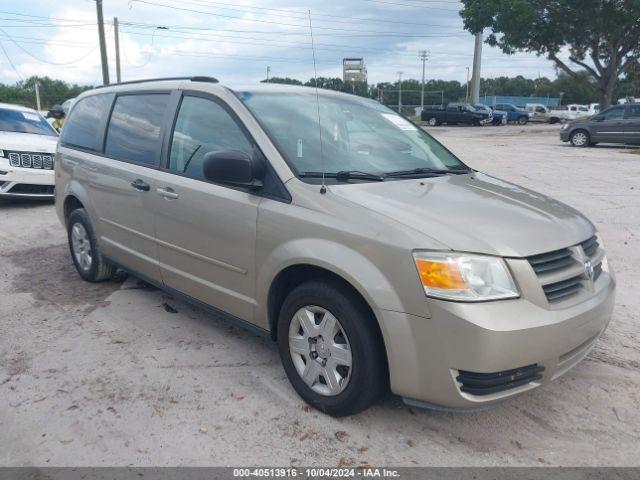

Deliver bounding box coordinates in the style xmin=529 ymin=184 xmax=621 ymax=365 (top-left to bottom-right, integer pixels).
xmin=95 ymin=76 xmax=219 ymax=89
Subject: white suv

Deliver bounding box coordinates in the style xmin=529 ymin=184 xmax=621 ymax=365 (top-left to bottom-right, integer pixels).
xmin=0 ymin=102 xmax=59 ymax=198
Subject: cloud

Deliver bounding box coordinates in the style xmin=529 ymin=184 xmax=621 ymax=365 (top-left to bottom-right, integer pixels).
xmin=0 ymin=0 xmax=559 ymax=87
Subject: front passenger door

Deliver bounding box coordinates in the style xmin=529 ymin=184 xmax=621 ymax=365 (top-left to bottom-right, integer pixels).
xmin=153 ymin=94 xmax=261 ymax=322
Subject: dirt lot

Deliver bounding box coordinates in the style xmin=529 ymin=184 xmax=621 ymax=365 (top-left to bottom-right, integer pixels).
xmin=1 ymin=124 xmax=639 ymax=467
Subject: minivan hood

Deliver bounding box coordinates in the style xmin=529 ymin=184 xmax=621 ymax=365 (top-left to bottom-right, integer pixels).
xmin=0 ymin=131 xmax=58 ymax=152
xmin=330 ymin=172 xmax=594 ymax=257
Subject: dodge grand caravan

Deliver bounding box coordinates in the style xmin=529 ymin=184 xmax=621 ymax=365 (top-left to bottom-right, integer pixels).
xmin=55 ymin=77 xmax=615 ymax=416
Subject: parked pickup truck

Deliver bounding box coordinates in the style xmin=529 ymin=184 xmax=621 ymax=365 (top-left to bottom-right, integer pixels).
xmin=493 ymin=103 xmax=529 ymax=124
xmin=421 ymin=103 xmax=492 ymax=126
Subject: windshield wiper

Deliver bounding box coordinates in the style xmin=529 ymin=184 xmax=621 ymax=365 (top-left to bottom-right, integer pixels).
xmin=299 ymin=170 xmax=385 ymax=182
xmin=383 ymin=166 xmax=472 ymax=178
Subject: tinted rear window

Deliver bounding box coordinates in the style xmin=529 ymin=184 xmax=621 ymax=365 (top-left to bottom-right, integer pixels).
xmin=105 ymin=94 xmax=169 ymax=166
xmin=61 ymin=93 xmax=114 ymax=151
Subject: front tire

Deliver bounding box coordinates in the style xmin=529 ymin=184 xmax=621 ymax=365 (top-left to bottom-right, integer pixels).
xmin=277 ymin=280 xmax=387 ymax=417
xmin=427 ymin=117 xmax=439 ymax=126
xmin=67 ymin=208 xmax=116 ymax=282
xmin=570 ymin=129 xmax=590 ymax=147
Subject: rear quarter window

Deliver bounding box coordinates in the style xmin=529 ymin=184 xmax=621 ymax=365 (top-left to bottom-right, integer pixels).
xmin=60 ymin=93 xmax=114 ymax=151
xmin=104 ymin=93 xmax=170 ymax=166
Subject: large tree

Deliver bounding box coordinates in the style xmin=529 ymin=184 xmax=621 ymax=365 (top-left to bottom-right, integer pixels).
xmin=460 ymin=0 xmax=640 ymax=107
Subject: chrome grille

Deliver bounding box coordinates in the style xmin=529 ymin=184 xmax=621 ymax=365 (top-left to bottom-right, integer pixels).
xmin=42 ymin=155 xmax=53 ymax=169
xmin=5 ymin=150 xmax=55 ymax=170
xmin=527 ymin=248 xmax=574 ymax=274
xmin=542 ymin=275 xmax=583 ymax=301
xmin=527 ymin=235 xmax=604 ymax=304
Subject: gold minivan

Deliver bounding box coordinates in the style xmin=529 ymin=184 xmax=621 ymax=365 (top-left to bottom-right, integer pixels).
xmin=56 ymin=77 xmax=615 ymax=416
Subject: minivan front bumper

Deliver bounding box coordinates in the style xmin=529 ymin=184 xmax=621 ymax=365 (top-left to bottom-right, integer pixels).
xmin=380 ymin=274 xmax=615 ymax=409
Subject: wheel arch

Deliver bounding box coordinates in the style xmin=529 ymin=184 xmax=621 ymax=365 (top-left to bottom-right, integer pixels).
xmin=61 ymin=180 xmax=95 ymax=226
xmin=266 ymin=262 xmax=391 ymax=389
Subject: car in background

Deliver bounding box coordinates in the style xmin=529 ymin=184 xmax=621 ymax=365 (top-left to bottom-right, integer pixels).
xmin=0 ymin=102 xmax=58 ymax=198
xmin=493 ymin=103 xmax=529 ymax=124
xmin=560 ymin=103 xmax=640 ymax=147
xmin=422 ymin=103 xmax=492 ymax=126
xmin=473 ymin=104 xmax=506 ymax=125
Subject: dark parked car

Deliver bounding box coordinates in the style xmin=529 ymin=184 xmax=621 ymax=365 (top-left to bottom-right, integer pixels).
xmin=422 ymin=103 xmax=491 ymax=126
xmin=560 ymin=103 xmax=640 ymax=147
xmin=493 ymin=103 xmax=529 ymax=125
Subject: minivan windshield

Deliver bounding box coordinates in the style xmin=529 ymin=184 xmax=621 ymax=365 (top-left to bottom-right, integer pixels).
xmin=238 ymin=90 xmax=467 ymax=180
xmin=0 ymin=108 xmax=57 ymax=136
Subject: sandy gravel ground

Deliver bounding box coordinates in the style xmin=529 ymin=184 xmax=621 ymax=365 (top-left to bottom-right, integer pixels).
xmin=1 ymin=124 xmax=639 ymax=466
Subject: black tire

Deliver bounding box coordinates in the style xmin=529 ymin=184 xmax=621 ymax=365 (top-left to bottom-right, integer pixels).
xmin=277 ymin=279 xmax=387 ymax=417
xmin=427 ymin=117 xmax=439 ymax=126
xmin=517 ymin=116 xmax=528 ymax=125
xmin=569 ymin=129 xmax=590 ymax=148
xmin=67 ymin=208 xmax=116 ymax=282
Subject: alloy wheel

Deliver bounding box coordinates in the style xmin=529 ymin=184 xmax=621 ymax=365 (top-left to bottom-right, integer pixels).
xmin=288 ymin=305 xmax=352 ymax=396
xmin=572 ymin=132 xmax=588 ymax=146
xmin=71 ymin=222 xmax=92 ymax=272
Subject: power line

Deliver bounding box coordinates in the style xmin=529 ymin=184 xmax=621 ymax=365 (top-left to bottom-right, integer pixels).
xmin=0 ymin=27 xmax=101 ymax=66
xmin=0 ymin=39 xmax=23 ymax=82
xmin=135 ymin=0 xmax=457 ymax=27
xmin=128 ymin=0 xmax=459 ymax=34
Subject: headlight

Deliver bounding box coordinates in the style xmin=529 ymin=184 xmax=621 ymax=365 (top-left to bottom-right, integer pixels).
xmin=413 ymin=251 xmax=519 ymax=301
xmin=562 ymin=122 xmax=570 ymax=130
xmin=0 ymin=149 xmax=4 ymax=157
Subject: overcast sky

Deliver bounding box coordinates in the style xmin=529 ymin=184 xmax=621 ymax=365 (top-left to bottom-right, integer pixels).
xmin=0 ymin=0 xmax=560 ymax=88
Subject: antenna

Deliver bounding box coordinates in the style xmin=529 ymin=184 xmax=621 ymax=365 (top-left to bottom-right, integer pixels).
xmin=308 ymin=10 xmax=326 ymax=194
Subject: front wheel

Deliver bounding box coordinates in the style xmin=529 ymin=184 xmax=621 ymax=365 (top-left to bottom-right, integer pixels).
xmin=570 ymin=129 xmax=590 ymax=147
xmin=427 ymin=117 xmax=439 ymax=126
xmin=277 ymin=280 xmax=387 ymax=416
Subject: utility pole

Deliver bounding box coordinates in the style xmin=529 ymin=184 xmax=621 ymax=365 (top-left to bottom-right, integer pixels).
xmin=266 ymin=65 xmax=270 ymax=81
xmin=397 ymin=71 xmax=403 ymax=113
xmin=465 ymin=66 xmax=470 ymax=103
xmin=35 ymin=80 xmax=41 ymax=111
xmin=95 ymin=0 xmax=109 ymax=85
xmin=470 ymin=32 xmax=482 ymax=103
xmin=419 ymin=50 xmax=429 ymax=112
xmin=113 ymin=17 xmax=121 ymax=83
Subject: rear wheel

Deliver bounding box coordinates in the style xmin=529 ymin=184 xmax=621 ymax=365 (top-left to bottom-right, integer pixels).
xmin=67 ymin=208 xmax=116 ymax=282
xmin=517 ymin=116 xmax=528 ymax=125
xmin=570 ymin=129 xmax=590 ymax=147
xmin=277 ymin=280 xmax=387 ymax=416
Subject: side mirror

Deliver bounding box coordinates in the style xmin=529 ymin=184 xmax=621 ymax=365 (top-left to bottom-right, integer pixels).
xmin=202 ymin=149 xmax=264 ymax=189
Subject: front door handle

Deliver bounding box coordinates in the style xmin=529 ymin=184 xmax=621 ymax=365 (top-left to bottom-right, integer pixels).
xmin=157 ymin=187 xmax=179 ymax=200
xmin=131 ymin=179 xmax=150 ymax=192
